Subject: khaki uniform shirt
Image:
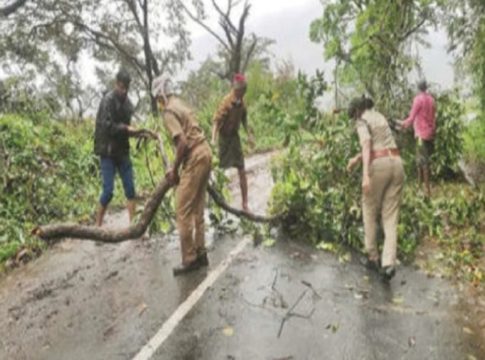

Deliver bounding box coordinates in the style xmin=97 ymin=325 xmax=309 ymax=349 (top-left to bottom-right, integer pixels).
xmin=213 ymin=91 xmax=247 ymax=137
xmin=162 ymin=97 xmax=206 ymax=150
xmin=356 ymin=109 xmax=397 ymax=151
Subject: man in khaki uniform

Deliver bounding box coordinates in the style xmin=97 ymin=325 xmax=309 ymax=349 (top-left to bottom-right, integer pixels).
xmin=152 ymin=76 xmax=212 ymax=276
xmin=211 ymin=73 xmax=254 ymax=213
xmin=347 ymin=97 xmax=404 ymax=281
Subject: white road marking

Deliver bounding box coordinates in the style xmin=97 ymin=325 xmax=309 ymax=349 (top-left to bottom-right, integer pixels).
xmin=132 ymin=236 xmax=252 ymax=360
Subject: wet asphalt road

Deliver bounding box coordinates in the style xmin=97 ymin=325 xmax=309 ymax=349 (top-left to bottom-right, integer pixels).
xmin=0 ymin=152 xmax=483 ymax=360
xmin=154 ymin=239 xmax=483 ymax=360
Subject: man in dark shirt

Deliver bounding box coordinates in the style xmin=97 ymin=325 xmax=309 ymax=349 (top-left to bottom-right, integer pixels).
xmin=94 ymin=69 xmax=148 ymax=227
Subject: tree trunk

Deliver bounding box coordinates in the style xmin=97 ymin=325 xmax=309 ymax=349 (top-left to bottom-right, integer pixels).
xmin=34 ymin=182 xmax=280 ymax=243
xmin=34 ymin=177 xmax=172 ymax=242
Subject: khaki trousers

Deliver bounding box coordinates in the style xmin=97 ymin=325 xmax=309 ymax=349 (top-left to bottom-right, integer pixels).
xmin=176 ymin=142 xmax=212 ymax=265
xmin=362 ymin=156 xmax=404 ymax=267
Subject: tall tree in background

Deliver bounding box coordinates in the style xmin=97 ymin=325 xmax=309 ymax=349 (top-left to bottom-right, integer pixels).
xmin=0 ymin=0 xmax=190 ymax=115
xmin=445 ymin=0 xmax=485 ymax=113
xmin=309 ymin=0 xmax=438 ymax=113
xmin=169 ymin=0 xmax=273 ymax=80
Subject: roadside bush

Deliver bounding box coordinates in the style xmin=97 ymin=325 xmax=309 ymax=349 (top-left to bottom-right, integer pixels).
xmin=464 ymin=115 xmax=485 ymax=163
xmin=398 ymin=93 xmax=464 ymax=180
xmin=0 ymin=114 xmax=98 ymax=262
xmin=270 ymin=93 xmax=482 ymax=261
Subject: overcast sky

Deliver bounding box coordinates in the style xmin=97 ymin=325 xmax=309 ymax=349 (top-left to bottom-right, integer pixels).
xmin=183 ymin=0 xmax=455 ymax=90
xmin=2 ymin=0 xmax=456 ymax=107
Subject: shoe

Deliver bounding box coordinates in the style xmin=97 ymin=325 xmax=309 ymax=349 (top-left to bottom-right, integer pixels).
xmin=197 ymin=252 xmax=209 ymax=267
xmin=360 ymin=256 xmax=380 ymax=272
xmin=173 ymin=260 xmax=201 ymax=276
xmin=381 ymin=266 xmax=396 ymax=281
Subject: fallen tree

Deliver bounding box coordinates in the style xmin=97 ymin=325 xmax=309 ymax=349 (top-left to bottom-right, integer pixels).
xmin=33 ymin=132 xmax=281 ymax=242
xmin=34 ymin=181 xmax=280 ymax=242
xmin=33 ymin=177 xmax=172 ymax=242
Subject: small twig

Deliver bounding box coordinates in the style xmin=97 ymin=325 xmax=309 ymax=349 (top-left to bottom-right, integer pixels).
xmin=277 ymin=290 xmax=308 ymax=338
xmin=141 ymin=139 xmax=156 ymax=187
xmin=301 ymin=280 xmax=322 ymax=299
xmin=289 ymin=308 xmax=315 ymax=319
xmin=207 ymin=183 xmax=282 ymax=224
xmin=271 ymin=268 xmax=279 ymax=290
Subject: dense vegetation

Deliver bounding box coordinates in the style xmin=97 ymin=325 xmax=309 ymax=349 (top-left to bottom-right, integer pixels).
xmin=1 ymin=0 xmax=484 ymax=284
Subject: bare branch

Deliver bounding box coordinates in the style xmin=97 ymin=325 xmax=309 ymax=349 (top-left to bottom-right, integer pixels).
xmin=124 ymin=0 xmax=144 ymax=34
xmin=212 ymin=0 xmax=237 ymax=34
xmin=70 ymin=20 xmax=148 ymax=86
xmin=398 ymin=15 xmax=428 ymax=42
xmin=178 ymin=1 xmax=230 ymax=51
xmin=0 ymin=0 xmax=27 ymax=17
xmin=241 ymin=36 xmax=257 ymax=72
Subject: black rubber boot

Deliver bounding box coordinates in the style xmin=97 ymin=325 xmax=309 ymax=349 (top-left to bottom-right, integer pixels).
xmin=173 ymin=260 xmax=201 ymax=276
xmin=381 ymin=266 xmax=396 ymax=281
xmin=360 ymin=256 xmax=380 ymax=272
xmin=197 ymin=252 xmax=209 ymax=267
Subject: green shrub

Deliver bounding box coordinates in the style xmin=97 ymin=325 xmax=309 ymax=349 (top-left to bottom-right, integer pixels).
xmin=270 ymin=93 xmax=482 ymax=261
xmin=464 ymin=115 xmax=485 ymax=163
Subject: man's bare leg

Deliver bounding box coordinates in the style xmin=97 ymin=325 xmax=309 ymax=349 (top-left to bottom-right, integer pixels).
xmin=96 ymin=205 xmax=108 ymax=227
xmin=417 ymin=166 xmax=423 ymax=184
xmin=238 ymin=167 xmax=250 ymax=212
xmin=422 ymin=165 xmax=431 ymax=198
xmin=127 ymin=199 xmax=136 ymax=223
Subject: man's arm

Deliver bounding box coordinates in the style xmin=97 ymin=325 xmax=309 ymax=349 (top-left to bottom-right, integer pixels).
xmin=402 ymin=96 xmax=421 ymax=129
xmin=347 ymin=153 xmax=362 ymax=172
xmin=242 ymin=108 xmax=255 ymax=147
xmin=361 ymin=140 xmax=371 ymax=194
xmin=242 ymin=108 xmax=249 ymax=134
xmin=211 ymin=122 xmax=219 ymax=145
xmin=162 ymin=111 xmax=188 ymax=185
xmin=172 ymin=134 xmax=188 ymax=173
xmin=355 ymin=119 xmax=372 ymax=194
xmin=211 ymin=97 xmax=230 ymax=144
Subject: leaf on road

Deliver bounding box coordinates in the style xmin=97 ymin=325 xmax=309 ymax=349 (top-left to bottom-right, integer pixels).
xmin=354 ymin=292 xmax=364 ymax=300
xmin=392 ymin=296 xmax=404 ymax=305
xmin=316 ymin=242 xmax=335 ymax=253
xmin=338 ymin=252 xmax=352 ymax=264
xmin=223 ymin=326 xmax=235 ymax=337
xmin=408 ymin=336 xmax=416 ymax=348
xmin=138 ymin=303 xmax=148 ymax=316
xmin=263 ymin=237 xmax=276 ymax=248
xmin=325 ymin=323 xmax=339 ymax=333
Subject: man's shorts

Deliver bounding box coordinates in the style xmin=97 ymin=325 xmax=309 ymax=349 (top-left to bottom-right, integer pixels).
xmin=218 ymin=134 xmax=245 ymax=169
xmin=416 ymin=138 xmax=434 ymax=167
xmin=99 ymin=156 xmax=135 ymax=206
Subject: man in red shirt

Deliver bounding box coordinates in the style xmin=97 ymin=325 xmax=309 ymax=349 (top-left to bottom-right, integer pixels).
xmin=400 ymin=81 xmax=436 ymax=197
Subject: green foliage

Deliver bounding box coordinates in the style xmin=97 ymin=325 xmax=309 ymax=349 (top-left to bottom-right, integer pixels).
xmin=270 ymin=116 xmax=362 ymax=249
xmin=445 ymin=0 xmax=485 ymax=113
xmin=431 ymin=93 xmax=465 ymax=178
xmin=270 ymin=90 xmax=479 ymax=262
xmin=0 ymin=113 xmax=173 ymax=264
xmin=181 ymin=61 xmax=327 ymax=154
xmin=0 ymin=110 xmax=236 ymax=266
xmin=464 ymin=115 xmax=485 ymax=163
xmin=310 ymin=0 xmax=439 ymax=114
xmin=0 ymin=114 xmax=99 ymax=262
xmin=271 ymin=132 xmax=483 ymax=263
xmin=1 ymin=0 xmax=191 ymax=115
xmin=396 ymin=93 xmax=465 ymax=180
